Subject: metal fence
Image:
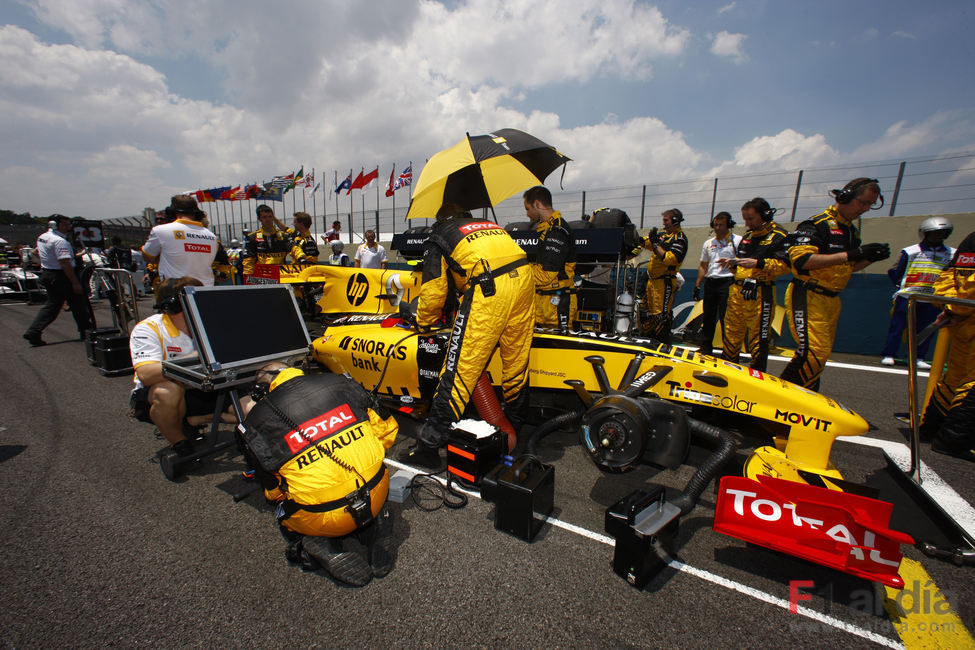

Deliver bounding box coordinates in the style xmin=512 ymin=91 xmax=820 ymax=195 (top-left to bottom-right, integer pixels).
xmin=102 ymin=151 xmax=975 ymax=244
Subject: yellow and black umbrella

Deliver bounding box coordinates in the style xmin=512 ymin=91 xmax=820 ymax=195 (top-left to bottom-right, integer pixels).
xmin=405 ymin=128 xmax=571 ymax=220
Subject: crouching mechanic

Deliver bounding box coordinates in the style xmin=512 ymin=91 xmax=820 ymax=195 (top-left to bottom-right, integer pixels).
xmin=921 ymin=231 xmax=975 ymax=462
xmin=240 ymin=363 xmax=398 ymax=585
xmin=399 ymin=203 xmax=535 ymax=469
xmin=129 ymin=277 xmax=229 ymax=456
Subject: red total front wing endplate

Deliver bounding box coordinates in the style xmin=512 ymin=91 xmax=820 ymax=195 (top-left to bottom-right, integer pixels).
xmin=713 ymin=475 xmax=914 ymax=588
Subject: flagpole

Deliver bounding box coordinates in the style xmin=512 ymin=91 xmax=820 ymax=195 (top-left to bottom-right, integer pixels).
xmin=311 ymin=167 xmax=316 ymax=228
xmin=376 ymin=163 xmax=380 ymax=238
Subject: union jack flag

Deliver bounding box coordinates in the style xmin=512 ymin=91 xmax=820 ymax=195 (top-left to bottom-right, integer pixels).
xmin=268 ymin=173 xmax=294 ymax=190
xmin=393 ymin=164 xmax=412 ymax=191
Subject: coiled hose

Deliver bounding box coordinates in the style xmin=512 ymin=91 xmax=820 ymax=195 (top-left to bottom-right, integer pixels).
xmin=669 ymin=417 xmax=737 ymax=515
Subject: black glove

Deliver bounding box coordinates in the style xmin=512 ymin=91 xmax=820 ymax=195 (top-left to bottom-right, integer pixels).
xmin=741 ymin=278 xmax=758 ymax=301
xmin=692 ymin=285 xmax=701 ymax=301
xmin=848 ymin=242 xmax=890 ymax=263
xmin=646 ymin=227 xmax=661 ymax=247
xmin=398 ymin=299 xmax=418 ymax=329
xmin=629 ymin=235 xmax=646 ymax=257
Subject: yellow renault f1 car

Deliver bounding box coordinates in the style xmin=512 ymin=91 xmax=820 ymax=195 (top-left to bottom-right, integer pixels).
xmin=311 ymin=307 xmax=868 ymax=486
xmin=302 ymin=252 xmax=924 ymax=587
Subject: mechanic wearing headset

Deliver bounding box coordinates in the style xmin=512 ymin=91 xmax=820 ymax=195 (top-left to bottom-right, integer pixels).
xmin=128 ymin=277 xmax=230 ymax=457
xmin=921 ymin=231 xmax=975 ymax=462
xmin=398 ymin=203 xmax=535 ymax=470
xmin=241 ymin=204 xmax=294 ymax=277
xmin=693 ymin=211 xmax=741 ymax=356
xmin=240 ymin=362 xmax=398 ymax=585
xmin=720 ymin=198 xmax=791 ymax=371
xmin=780 ymin=177 xmax=891 ymax=390
xmin=524 ymin=185 xmax=577 ymax=332
xmin=642 ymin=208 xmax=688 ymax=343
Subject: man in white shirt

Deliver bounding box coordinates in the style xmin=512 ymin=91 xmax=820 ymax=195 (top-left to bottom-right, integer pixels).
xmin=23 ymin=214 xmax=94 ymax=346
xmin=129 ymin=277 xmax=241 ymax=456
xmin=693 ymin=211 xmax=741 ymax=355
xmin=355 ymin=230 xmax=387 ymax=269
xmin=141 ymin=195 xmax=218 ymax=286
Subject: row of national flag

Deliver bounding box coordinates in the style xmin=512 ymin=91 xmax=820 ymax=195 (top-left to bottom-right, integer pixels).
xmin=186 ymin=164 xmax=412 ymax=204
xmin=335 ymin=164 xmax=413 ymax=197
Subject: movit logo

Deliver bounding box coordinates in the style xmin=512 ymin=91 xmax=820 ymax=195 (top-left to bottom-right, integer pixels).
xmin=774 ymin=409 xmax=833 ymax=432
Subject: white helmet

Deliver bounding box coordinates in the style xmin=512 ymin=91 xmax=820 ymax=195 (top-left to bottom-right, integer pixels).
xmin=331 ymin=240 xmax=344 ymax=252
xmin=919 ymin=217 xmax=953 ymax=236
xmin=230 ymin=238 xmax=240 ymax=247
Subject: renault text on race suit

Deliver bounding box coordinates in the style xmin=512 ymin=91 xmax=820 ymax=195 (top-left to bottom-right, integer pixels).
xmin=665 ymin=380 xmax=756 ymax=413
xmin=284 ymin=404 xmax=358 ymax=455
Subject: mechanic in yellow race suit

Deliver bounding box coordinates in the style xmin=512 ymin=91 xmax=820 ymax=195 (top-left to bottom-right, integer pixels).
xmin=921 ymin=231 xmax=975 ymax=462
xmin=780 ymin=178 xmax=890 ymax=390
xmin=283 ymin=211 xmax=320 ymax=264
xmin=240 ymin=363 xmax=398 ymax=586
xmin=642 ymin=208 xmax=688 ymax=343
xmin=720 ymin=198 xmax=791 ymax=372
xmin=399 ymin=203 xmax=535 ymax=470
xmin=524 ymin=185 xmax=577 ymax=331
xmin=241 ymin=204 xmax=294 ymax=276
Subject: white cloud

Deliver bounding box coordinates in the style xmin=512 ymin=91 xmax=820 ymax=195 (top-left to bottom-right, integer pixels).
xmin=707 ymin=129 xmax=839 ymax=177
xmin=892 ymin=30 xmax=917 ymax=40
xmin=710 ymin=30 xmax=747 ymax=63
xmin=717 ymin=2 xmax=736 ymax=15
xmin=3 ymin=1 xmax=973 ymax=224
xmin=850 ymin=111 xmax=975 ymax=161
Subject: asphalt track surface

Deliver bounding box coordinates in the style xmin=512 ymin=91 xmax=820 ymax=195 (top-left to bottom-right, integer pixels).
xmin=1 ymin=295 xmax=973 ymax=648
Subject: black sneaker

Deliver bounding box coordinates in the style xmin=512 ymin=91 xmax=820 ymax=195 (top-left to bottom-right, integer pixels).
xmin=23 ymin=333 xmax=46 ymax=347
xmin=172 ymin=439 xmax=195 ymax=457
xmin=302 ymin=537 xmax=373 ymax=587
xmin=397 ymin=443 xmax=444 ymax=471
xmin=931 ymin=438 xmax=975 ymax=463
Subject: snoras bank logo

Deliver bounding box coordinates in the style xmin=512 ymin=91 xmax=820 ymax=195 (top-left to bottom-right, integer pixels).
xmin=346 ymin=273 xmax=369 ymax=307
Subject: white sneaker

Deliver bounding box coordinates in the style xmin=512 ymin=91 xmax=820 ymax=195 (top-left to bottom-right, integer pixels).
xmin=916 ymin=360 xmax=931 ymax=370
xmin=881 ymin=357 xmax=895 ymax=366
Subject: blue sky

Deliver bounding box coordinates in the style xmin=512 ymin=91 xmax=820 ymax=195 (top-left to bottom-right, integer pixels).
xmin=1 ymin=0 xmax=973 ymax=221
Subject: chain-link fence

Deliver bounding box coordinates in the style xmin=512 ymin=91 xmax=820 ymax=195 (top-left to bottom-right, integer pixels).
xmin=100 ymin=151 xmax=975 ymax=244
